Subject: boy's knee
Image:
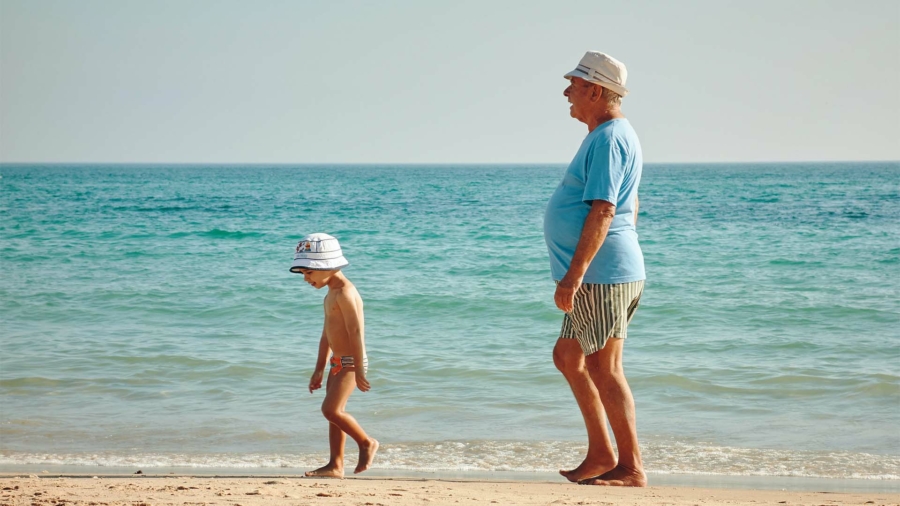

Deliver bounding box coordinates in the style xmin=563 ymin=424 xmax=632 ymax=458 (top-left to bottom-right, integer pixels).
xmin=321 ymin=405 xmax=341 ymax=423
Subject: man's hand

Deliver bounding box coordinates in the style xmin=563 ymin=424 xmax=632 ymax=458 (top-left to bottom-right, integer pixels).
xmin=309 ymin=369 xmax=324 ymax=393
xmin=355 ymin=372 xmax=371 ymax=392
xmin=555 ymin=274 xmax=582 ymax=313
xmin=554 ymin=200 xmax=614 ymax=313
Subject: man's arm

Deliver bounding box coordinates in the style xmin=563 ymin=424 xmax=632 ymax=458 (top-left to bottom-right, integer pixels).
xmin=634 ymin=194 xmax=639 ymax=227
xmin=336 ymin=290 xmax=369 ymax=392
xmin=554 ymin=200 xmax=616 ymax=313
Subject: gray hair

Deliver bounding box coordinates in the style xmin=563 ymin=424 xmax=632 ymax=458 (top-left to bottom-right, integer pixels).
xmin=601 ymin=86 xmax=622 ymax=107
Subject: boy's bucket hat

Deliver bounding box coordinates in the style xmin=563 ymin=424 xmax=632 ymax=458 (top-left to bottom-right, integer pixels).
xmin=563 ymin=51 xmax=629 ymax=97
xmin=290 ymin=233 xmax=349 ymax=272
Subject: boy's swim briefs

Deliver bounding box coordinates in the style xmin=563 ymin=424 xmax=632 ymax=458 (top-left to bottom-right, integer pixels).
xmin=329 ymin=355 xmax=369 ymax=376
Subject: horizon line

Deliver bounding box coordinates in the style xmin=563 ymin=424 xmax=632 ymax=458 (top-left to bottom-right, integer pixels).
xmin=1 ymin=160 xmax=898 ymax=166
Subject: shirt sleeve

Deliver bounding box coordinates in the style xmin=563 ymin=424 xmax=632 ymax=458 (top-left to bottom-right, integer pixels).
xmin=582 ymin=135 xmax=626 ymax=206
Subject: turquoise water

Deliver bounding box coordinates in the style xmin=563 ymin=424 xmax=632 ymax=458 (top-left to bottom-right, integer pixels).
xmin=1 ymin=163 xmax=898 ymax=480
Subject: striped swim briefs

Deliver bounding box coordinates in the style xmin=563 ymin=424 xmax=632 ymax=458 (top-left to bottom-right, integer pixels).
xmin=559 ymin=280 xmax=645 ymax=356
xmin=329 ymin=355 xmax=369 ymax=376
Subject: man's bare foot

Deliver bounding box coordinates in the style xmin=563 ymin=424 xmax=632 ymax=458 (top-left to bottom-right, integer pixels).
xmin=354 ymin=438 xmax=379 ymax=474
xmin=559 ymin=456 xmax=617 ymax=483
xmin=304 ymin=463 xmax=344 ymax=478
xmin=579 ymin=465 xmax=647 ymax=487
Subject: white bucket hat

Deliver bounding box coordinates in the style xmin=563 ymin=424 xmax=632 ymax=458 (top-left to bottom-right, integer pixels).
xmin=290 ymin=233 xmax=349 ymax=272
xmin=564 ymin=51 xmax=629 ymax=97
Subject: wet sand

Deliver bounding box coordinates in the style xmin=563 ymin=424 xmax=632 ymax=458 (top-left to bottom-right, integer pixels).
xmin=1 ymin=474 xmax=897 ymax=505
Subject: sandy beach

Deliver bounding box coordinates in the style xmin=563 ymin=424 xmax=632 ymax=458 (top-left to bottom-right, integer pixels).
xmin=1 ymin=475 xmax=897 ymax=506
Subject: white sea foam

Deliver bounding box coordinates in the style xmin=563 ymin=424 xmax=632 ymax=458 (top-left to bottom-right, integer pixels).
xmin=2 ymin=440 xmax=897 ymax=480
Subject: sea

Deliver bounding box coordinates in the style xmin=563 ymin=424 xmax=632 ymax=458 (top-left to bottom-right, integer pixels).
xmin=1 ymin=163 xmax=898 ymax=488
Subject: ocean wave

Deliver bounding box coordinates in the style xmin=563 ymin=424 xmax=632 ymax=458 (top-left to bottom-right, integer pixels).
xmin=198 ymin=229 xmax=264 ymax=239
xmin=1 ymin=441 xmax=897 ymax=480
xmin=164 ymin=229 xmax=265 ymax=239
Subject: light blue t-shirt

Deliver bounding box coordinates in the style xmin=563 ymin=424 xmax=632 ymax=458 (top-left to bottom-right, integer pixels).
xmin=543 ymin=118 xmax=645 ymax=284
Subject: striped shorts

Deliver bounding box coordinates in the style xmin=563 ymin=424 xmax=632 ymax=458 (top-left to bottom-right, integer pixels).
xmin=559 ymin=280 xmax=645 ymax=356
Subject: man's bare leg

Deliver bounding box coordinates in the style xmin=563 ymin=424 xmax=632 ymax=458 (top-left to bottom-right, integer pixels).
xmin=553 ymin=338 xmax=617 ymax=482
xmin=581 ymin=337 xmax=646 ymax=487
xmin=306 ymin=374 xmax=347 ymax=478
xmin=319 ymin=369 xmax=379 ymax=475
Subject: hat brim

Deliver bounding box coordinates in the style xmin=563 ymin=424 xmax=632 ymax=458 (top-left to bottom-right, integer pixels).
xmin=563 ymin=69 xmax=629 ymax=97
xmin=290 ymin=258 xmax=349 ymax=273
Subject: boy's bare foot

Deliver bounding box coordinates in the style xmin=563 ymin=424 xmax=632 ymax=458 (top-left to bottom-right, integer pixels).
xmin=304 ymin=463 xmax=344 ymax=479
xmin=354 ymin=438 xmax=379 ymax=474
xmin=559 ymin=456 xmax=616 ymax=483
xmin=578 ymin=465 xmax=647 ymax=487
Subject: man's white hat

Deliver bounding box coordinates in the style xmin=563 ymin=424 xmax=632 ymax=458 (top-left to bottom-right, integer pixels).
xmin=290 ymin=233 xmax=349 ymax=272
xmin=563 ymin=51 xmax=629 ymax=97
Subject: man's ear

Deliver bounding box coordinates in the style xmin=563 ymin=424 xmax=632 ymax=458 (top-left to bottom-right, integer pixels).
xmin=590 ymin=84 xmax=603 ymax=102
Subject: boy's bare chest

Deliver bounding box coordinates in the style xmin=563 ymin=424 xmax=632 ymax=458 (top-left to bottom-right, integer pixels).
xmin=323 ymin=297 xmax=340 ymax=316
xmin=322 ymin=294 xmax=343 ymax=319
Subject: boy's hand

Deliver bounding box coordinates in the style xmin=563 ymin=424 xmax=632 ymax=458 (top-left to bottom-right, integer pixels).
xmin=355 ymin=372 xmax=371 ymax=392
xmin=309 ymin=370 xmax=324 ymax=393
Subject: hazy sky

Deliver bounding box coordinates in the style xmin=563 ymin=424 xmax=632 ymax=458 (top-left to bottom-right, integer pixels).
xmin=1 ymin=0 xmax=898 ymax=164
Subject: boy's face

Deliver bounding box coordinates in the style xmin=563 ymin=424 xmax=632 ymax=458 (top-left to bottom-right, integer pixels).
xmin=297 ymin=268 xmax=334 ymax=289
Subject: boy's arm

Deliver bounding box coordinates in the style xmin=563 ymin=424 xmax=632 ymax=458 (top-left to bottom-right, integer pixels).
xmin=309 ymin=329 xmax=330 ymax=393
xmin=315 ymin=328 xmax=330 ymax=371
xmin=336 ymin=289 xmax=369 ymax=392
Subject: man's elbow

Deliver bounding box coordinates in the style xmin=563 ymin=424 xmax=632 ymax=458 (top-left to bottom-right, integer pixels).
xmin=590 ymin=199 xmax=616 ymax=218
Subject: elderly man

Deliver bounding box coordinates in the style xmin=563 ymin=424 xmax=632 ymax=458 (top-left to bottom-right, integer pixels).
xmin=544 ymin=51 xmax=646 ymax=487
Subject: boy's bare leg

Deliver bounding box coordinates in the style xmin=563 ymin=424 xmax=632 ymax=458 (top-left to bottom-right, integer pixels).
xmin=304 ymin=423 xmax=345 ymax=478
xmin=553 ymin=338 xmax=617 ymax=482
xmin=320 ymin=368 xmax=379 ymax=474
xmin=356 ymin=436 xmax=379 ymax=474
xmin=306 ymin=374 xmax=346 ymax=478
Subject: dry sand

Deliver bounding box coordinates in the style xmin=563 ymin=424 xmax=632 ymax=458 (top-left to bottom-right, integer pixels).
xmin=1 ymin=475 xmax=898 ymax=506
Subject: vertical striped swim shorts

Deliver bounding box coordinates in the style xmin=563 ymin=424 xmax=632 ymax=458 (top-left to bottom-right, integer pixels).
xmin=559 ymin=280 xmax=645 ymax=356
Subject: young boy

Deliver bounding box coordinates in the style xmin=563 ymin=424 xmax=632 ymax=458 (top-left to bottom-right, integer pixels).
xmin=290 ymin=233 xmax=378 ymax=478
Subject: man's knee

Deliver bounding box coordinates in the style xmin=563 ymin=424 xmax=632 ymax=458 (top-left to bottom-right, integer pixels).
xmin=553 ymin=340 xmax=585 ymax=374
xmin=585 ymin=344 xmax=625 ymax=383
xmin=586 ymin=356 xmax=611 ymax=383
